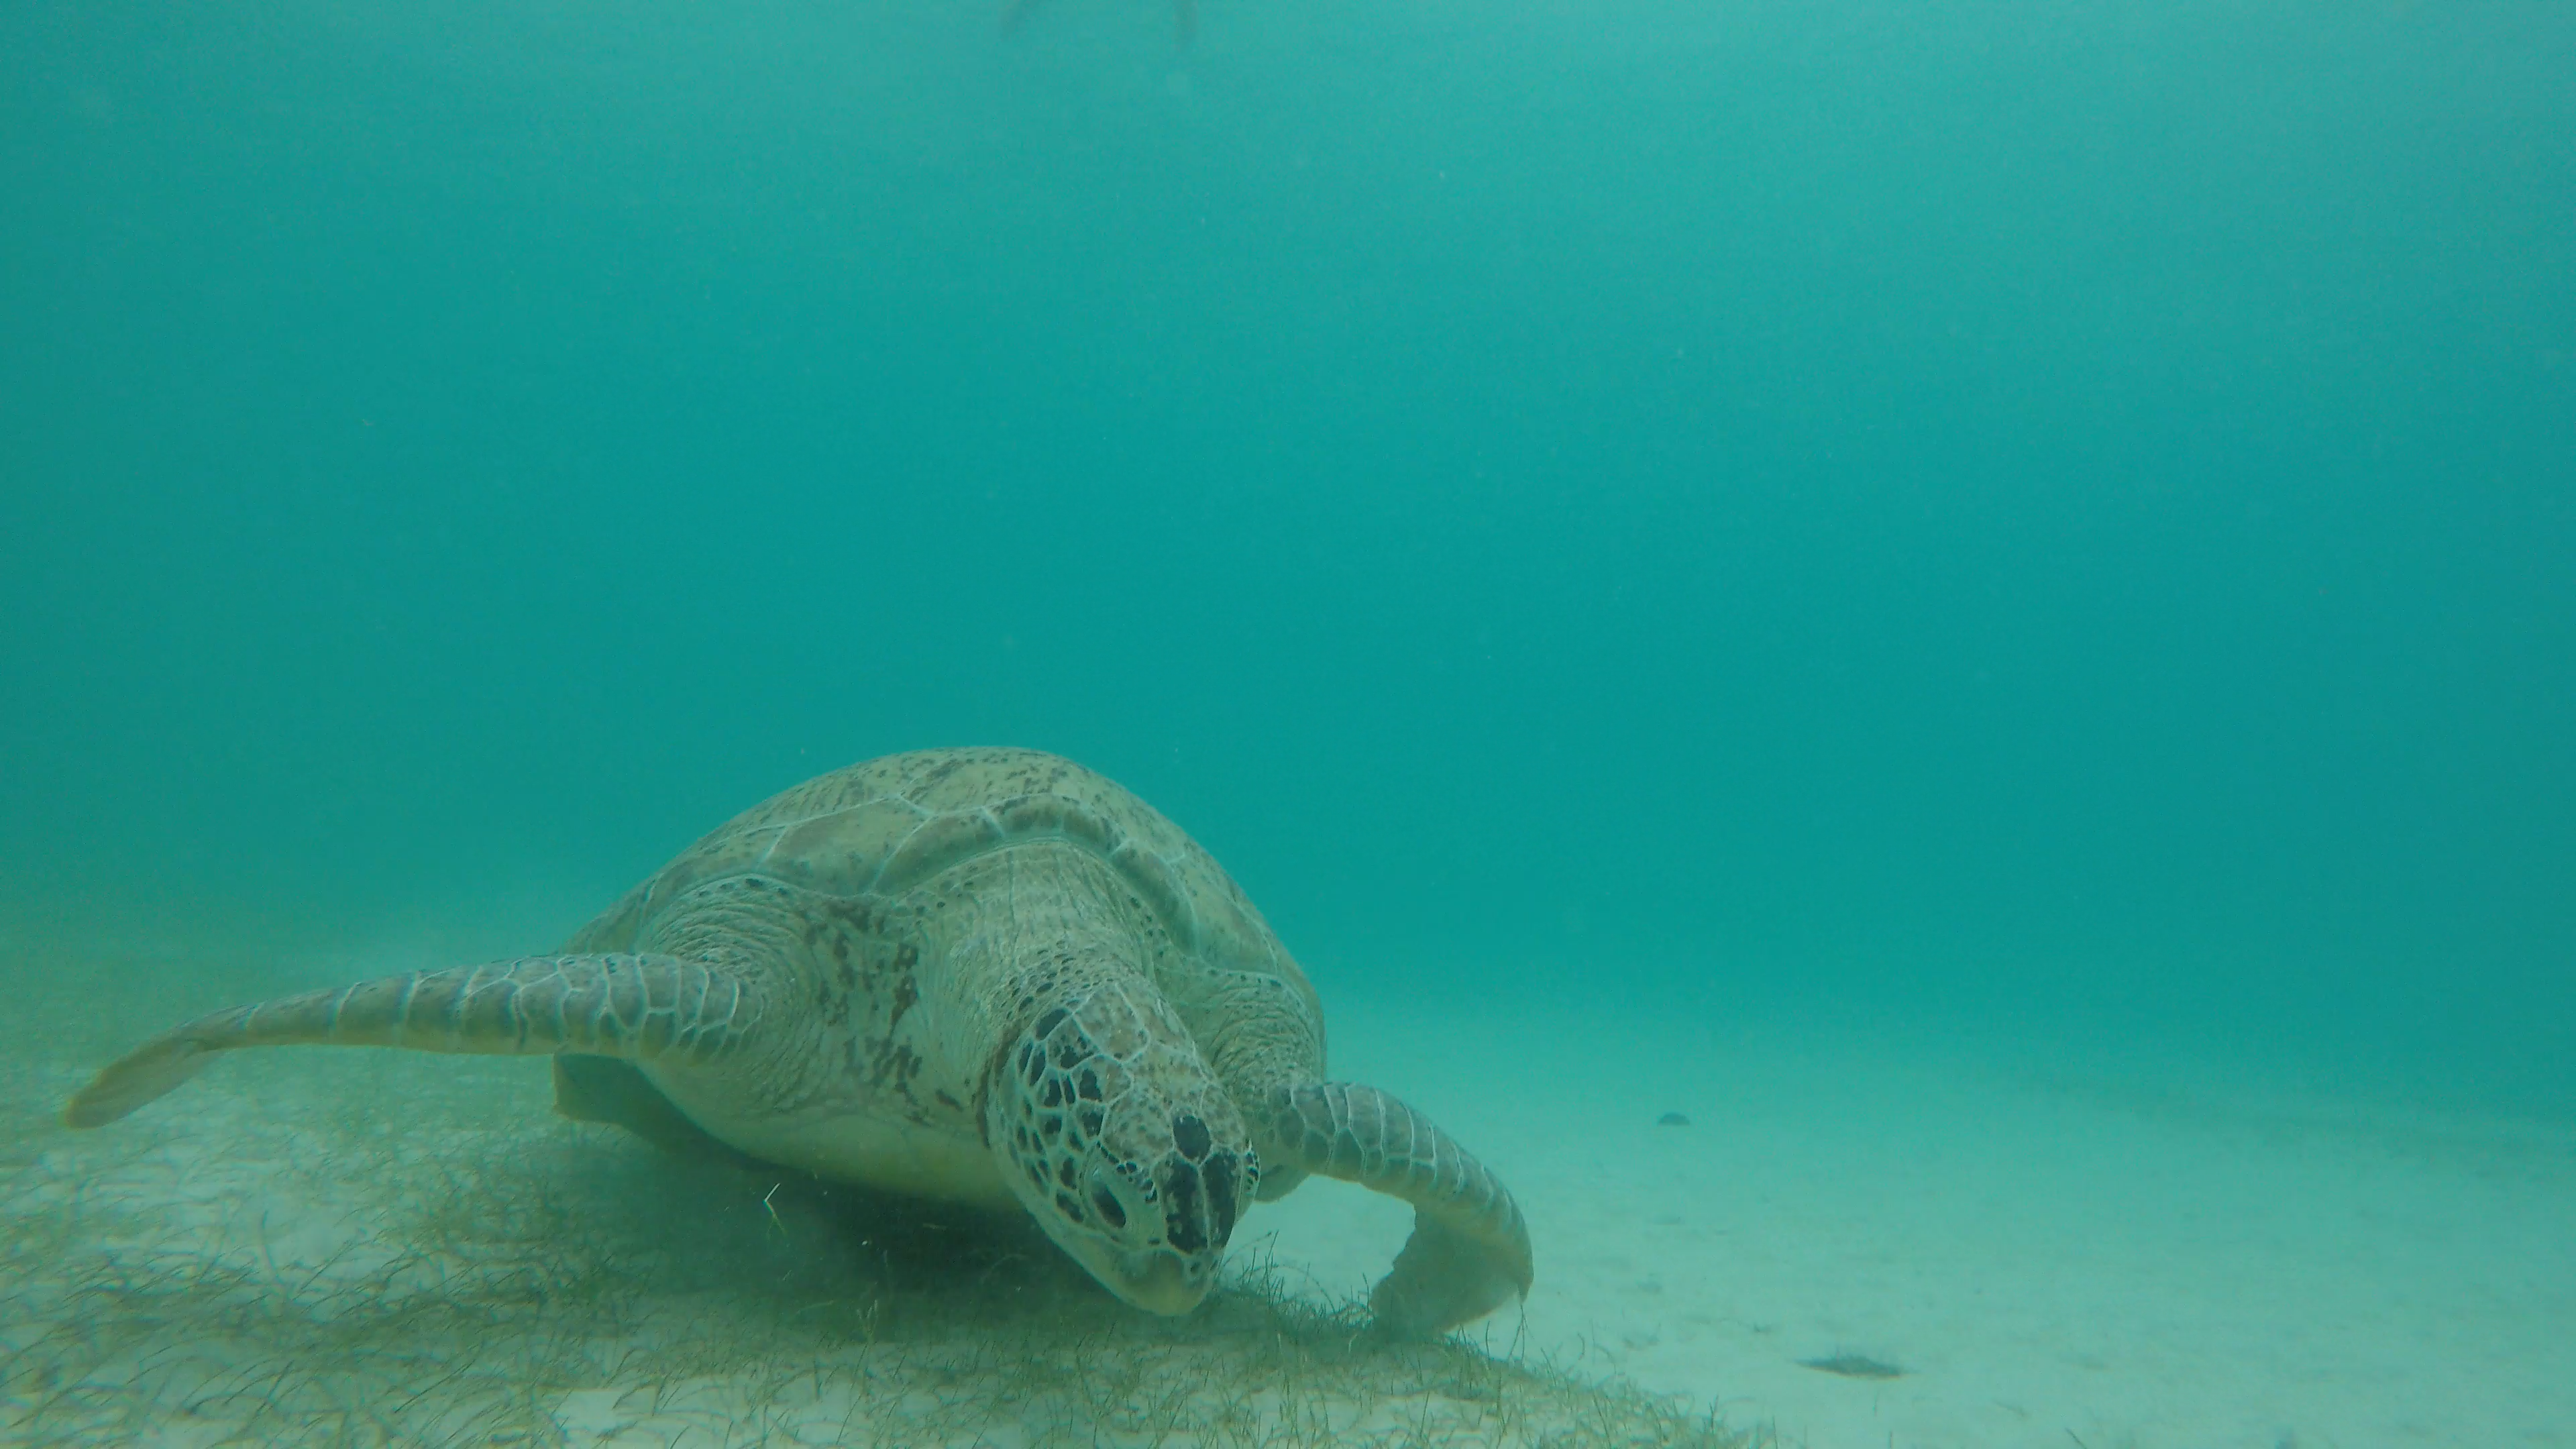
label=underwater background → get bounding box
[3,1,2573,1446]
[7,0,2571,1112]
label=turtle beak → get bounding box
[1110,1248,1211,1316]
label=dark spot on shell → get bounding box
[1075,1068,1103,1102]
[1077,1106,1105,1138]
[1090,1187,1128,1229]
[1054,1191,1086,1224]
[1171,1113,1211,1161]
[1057,1158,1077,1189]
[888,967,919,1028]
[1034,1007,1068,1039]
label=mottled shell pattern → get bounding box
[566,747,1327,1099]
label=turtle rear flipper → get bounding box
[1258,1081,1533,1338]
[64,953,754,1129]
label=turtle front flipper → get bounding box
[1257,1082,1534,1338]
[63,954,757,1128]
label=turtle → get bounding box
[63,747,1532,1337]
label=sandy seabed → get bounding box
[6,937,2570,1448]
[1283,991,2576,1449]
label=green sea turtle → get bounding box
[64,748,1532,1336]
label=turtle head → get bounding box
[988,983,1259,1315]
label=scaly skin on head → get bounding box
[920,839,1261,1315]
[981,955,1257,1314]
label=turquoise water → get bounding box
[2,7,2571,1438]
[7,0,2567,1108]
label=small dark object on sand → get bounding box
[1800,1353,1904,1379]
[1655,1112,1690,1128]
